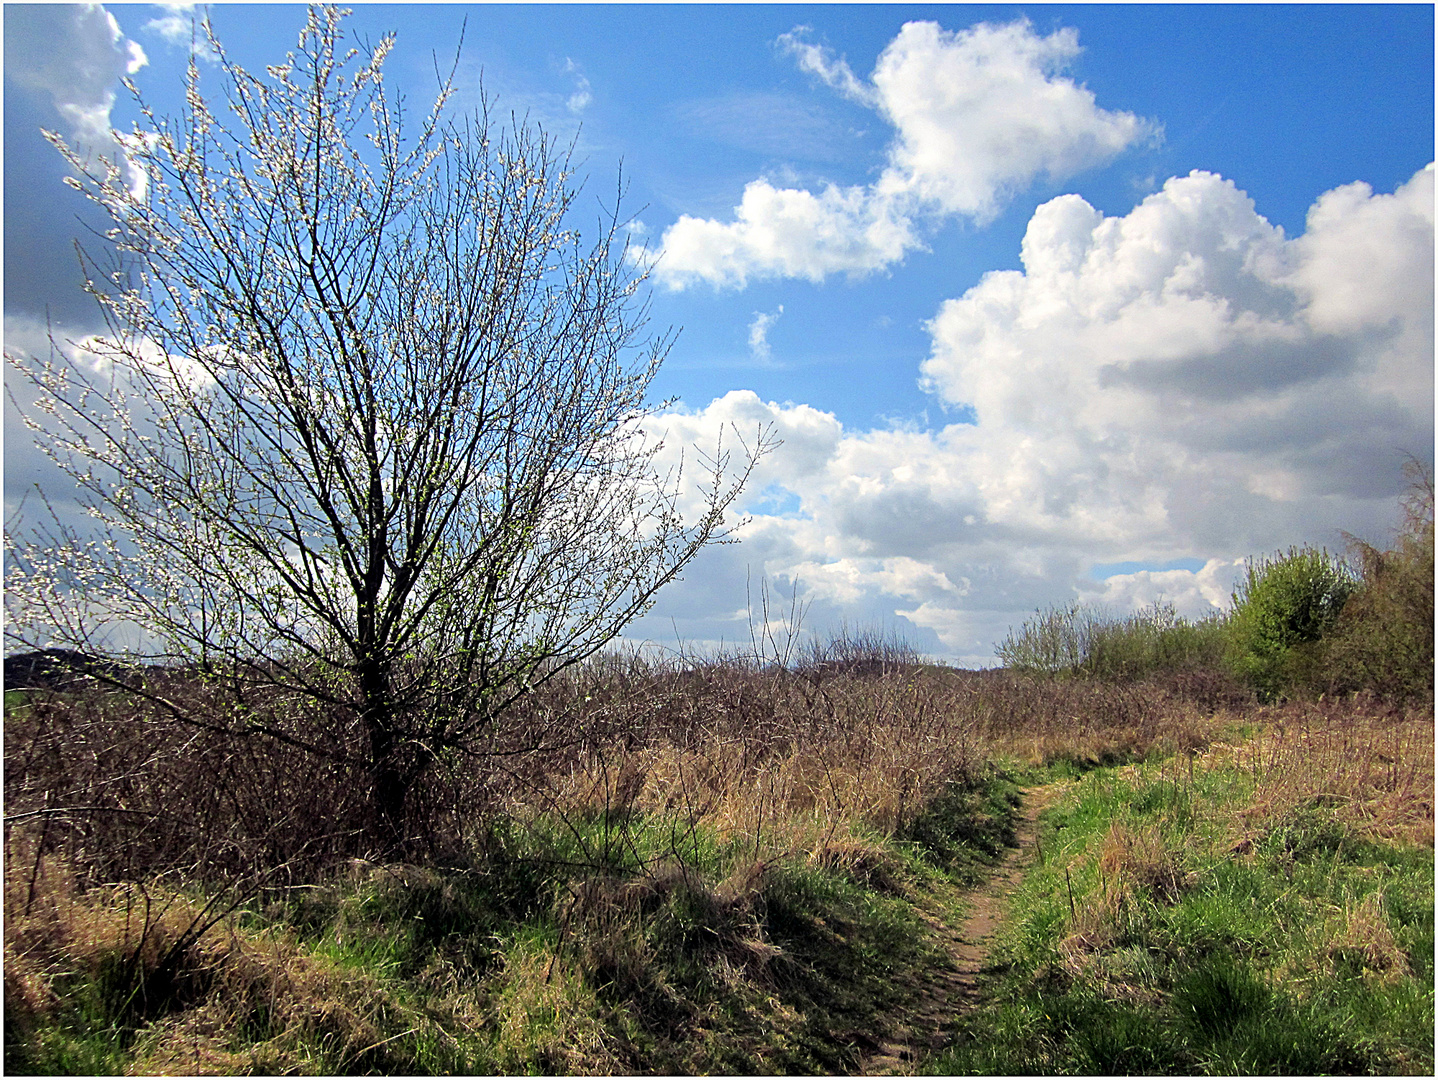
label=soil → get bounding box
[855,783,1064,1075]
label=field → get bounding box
[4,647,1432,1075]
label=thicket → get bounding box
[999,464,1434,706]
[1323,461,1435,704]
[997,601,1231,685]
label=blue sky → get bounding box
[5,4,1434,664]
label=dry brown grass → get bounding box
[1325,891,1413,986]
[486,662,991,875]
[494,661,1234,877]
[1096,821,1192,905]
[964,672,1229,768]
[1201,698,1435,846]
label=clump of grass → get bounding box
[486,941,626,1074]
[2,849,471,1076]
[897,767,1021,883]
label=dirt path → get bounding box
[856,783,1063,1075]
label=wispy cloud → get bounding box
[775,26,876,106]
[144,3,217,61]
[747,305,784,361]
[563,57,591,114]
[671,91,864,162]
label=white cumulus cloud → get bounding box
[921,165,1434,515]
[656,179,917,289]
[1076,559,1246,621]
[635,166,1433,662]
[656,18,1154,290]
[870,20,1154,220]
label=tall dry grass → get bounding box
[472,656,1238,874]
[5,652,1238,896]
[1203,697,1435,847]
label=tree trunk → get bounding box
[359,660,406,849]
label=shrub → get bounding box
[996,602,1097,675]
[1323,461,1434,704]
[998,601,1229,683]
[1085,604,1229,682]
[796,623,922,676]
[1226,546,1357,701]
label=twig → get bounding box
[5,805,161,824]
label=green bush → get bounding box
[996,602,1097,675]
[1225,546,1356,701]
[1085,603,1229,682]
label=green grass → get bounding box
[927,759,1435,1075]
[4,689,34,714]
[4,981,132,1077]
[897,766,1022,882]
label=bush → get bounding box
[1085,604,1229,682]
[998,601,1228,683]
[996,603,1097,675]
[1323,461,1434,704]
[796,623,922,676]
[1226,546,1357,701]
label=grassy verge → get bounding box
[930,705,1434,1075]
[4,762,1021,1075]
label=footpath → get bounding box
[857,783,1064,1074]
